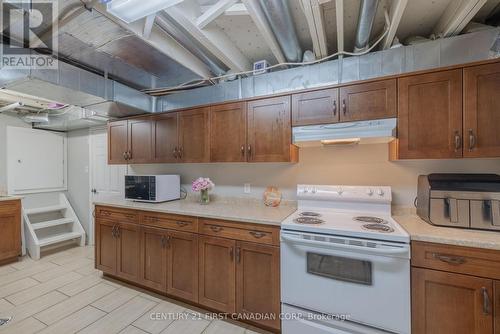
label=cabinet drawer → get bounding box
[199,219,279,246]
[95,206,139,223]
[411,241,500,280]
[143,212,197,232]
[0,199,21,213]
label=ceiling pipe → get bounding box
[354,0,380,52]
[156,13,228,76]
[258,0,303,62]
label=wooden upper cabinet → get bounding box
[292,88,339,126]
[167,231,198,303]
[210,102,247,162]
[178,107,210,163]
[339,79,396,122]
[108,120,128,164]
[396,69,463,159]
[140,226,168,292]
[464,62,500,158]
[247,96,297,162]
[412,267,493,334]
[0,200,21,263]
[127,118,153,164]
[198,236,236,313]
[236,242,280,331]
[153,113,179,163]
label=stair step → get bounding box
[32,218,74,230]
[25,205,67,215]
[38,232,83,247]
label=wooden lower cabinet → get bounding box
[167,231,198,302]
[236,242,280,331]
[95,206,281,332]
[198,236,236,313]
[0,199,21,264]
[140,226,168,292]
[495,281,500,334]
[116,222,141,282]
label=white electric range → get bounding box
[281,185,410,334]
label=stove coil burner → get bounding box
[294,217,325,225]
[353,216,388,224]
[362,223,394,233]
[299,211,322,217]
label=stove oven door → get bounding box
[281,230,410,334]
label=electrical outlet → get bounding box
[244,183,251,194]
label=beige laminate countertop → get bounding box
[93,195,297,226]
[394,213,500,251]
[0,196,22,202]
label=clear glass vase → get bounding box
[200,189,210,204]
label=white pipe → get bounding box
[0,102,23,113]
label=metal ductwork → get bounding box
[354,0,380,52]
[258,0,303,62]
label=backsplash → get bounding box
[129,144,500,208]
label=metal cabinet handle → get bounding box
[101,211,111,216]
[161,235,167,248]
[229,247,234,261]
[433,253,466,265]
[247,145,251,156]
[241,145,245,155]
[468,129,476,151]
[124,214,135,219]
[165,235,171,248]
[178,147,183,159]
[128,151,132,160]
[481,287,491,315]
[236,246,241,263]
[111,224,118,238]
[342,99,346,115]
[210,225,222,233]
[173,147,178,158]
[115,225,120,238]
[249,231,266,239]
[454,131,461,152]
[176,221,188,227]
[333,100,337,116]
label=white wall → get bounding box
[0,114,30,195]
[66,129,91,238]
[130,144,500,208]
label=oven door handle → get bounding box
[281,234,409,256]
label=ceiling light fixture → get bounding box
[105,0,184,23]
[321,138,361,146]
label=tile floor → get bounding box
[0,246,270,334]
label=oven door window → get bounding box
[306,252,372,285]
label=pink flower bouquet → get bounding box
[192,177,215,192]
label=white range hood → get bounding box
[292,118,397,147]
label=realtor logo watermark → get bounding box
[1,0,58,69]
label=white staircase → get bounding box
[23,193,85,260]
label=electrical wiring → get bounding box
[143,11,391,96]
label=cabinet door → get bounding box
[128,118,153,164]
[210,102,247,162]
[0,200,21,262]
[178,107,210,163]
[397,70,463,159]
[95,219,117,274]
[292,88,339,126]
[247,96,293,162]
[236,242,280,331]
[116,222,141,282]
[412,268,493,334]
[167,231,198,302]
[340,79,396,122]
[464,62,500,158]
[198,236,236,313]
[108,120,128,164]
[495,280,500,334]
[140,226,168,292]
[153,113,179,163]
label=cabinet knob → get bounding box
[249,231,266,239]
[210,225,222,233]
[176,221,188,227]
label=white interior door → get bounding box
[88,128,127,245]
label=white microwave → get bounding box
[125,175,180,203]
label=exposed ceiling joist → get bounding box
[167,4,252,72]
[93,3,212,79]
[335,0,344,53]
[241,0,286,64]
[433,0,488,38]
[197,0,238,29]
[301,0,328,58]
[381,0,408,49]
[143,14,156,39]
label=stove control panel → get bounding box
[297,185,392,203]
